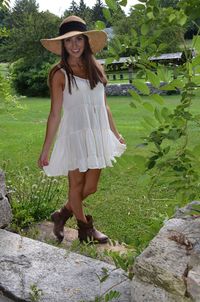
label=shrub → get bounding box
[10,59,52,97]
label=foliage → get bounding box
[4,164,65,230]
[102,0,200,203]
[1,2,60,63]
[10,59,52,96]
[0,0,60,96]
[0,64,22,114]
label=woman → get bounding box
[38,15,126,244]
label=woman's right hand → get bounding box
[38,152,49,169]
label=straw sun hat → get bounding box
[40,15,107,55]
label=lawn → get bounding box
[1,92,200,251]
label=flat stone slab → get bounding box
[0,230,131,302]
[34,221,131,256]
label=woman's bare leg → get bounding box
[66,169,102,222]
[67,169,87,222]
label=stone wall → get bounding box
[105,82,180,96]
[131,201,200,302]
[0,170,12,228]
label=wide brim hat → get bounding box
[40,15,107,55]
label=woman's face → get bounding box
[64,35,85,59]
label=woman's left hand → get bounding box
[117,134,126,145]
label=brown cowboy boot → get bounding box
[77,215,108,244]
[51,206,73,242]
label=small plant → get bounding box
[3,163,65,231]
[70,239,105,261]
[29,284,43,302]
[106,250,136,281]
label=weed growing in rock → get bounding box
[29,284,43,302]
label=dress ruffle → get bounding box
[44,128,126,176]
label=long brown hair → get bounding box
[48,35,107,94]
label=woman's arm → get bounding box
[105,95,126,144]
[38,70,65,168]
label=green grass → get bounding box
[1,91,200,251]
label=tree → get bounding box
[63,0,79,16]
[63,0,93,26]
[91,0,107,25]
[77,0,92,25]
[0,0,21,113]
[11,0,39,27]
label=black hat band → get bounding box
[59,21,87,36]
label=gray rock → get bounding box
[174,201,200,219]
[131,216,200,301]
[0,229,131,302]
[131,277,191,302]
[187,265,200,300]
[133,218,191,297]
[105,82,179,96]
[0,197,12,229]
[0,171,12,228]
[0,170,6,197]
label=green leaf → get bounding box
[128,89,142,103]
[157,67,172,82]
[169,14,176,23]
[100,274,109,283]
[143,102,154,112]
[163,146,170,154]
[147,11,154,19]
[151,94,164,105]
[147,160,156,170]
[191,55,200,67]
[130,28,138,38]
[170,79,184,89]
[133,80,150,95]
[167,129,180,140]
[161,107,170,121]
[102,8,112,21]
[105,290,121,301]
[192,35,200,52]
[141,24,149,35]
[178,14,187,26]
[146,70,160,88]
[154,107,163,123]
[105,57,115,65]
[95,21,105,30]
[191,76,200,85]
[119,0,127,6]
[134,4,145,10]
[105,0,118,10]
[143,115,156,127]
[161,83,175,91]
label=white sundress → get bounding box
[43,69,126,176]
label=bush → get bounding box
[10,58,52,97]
